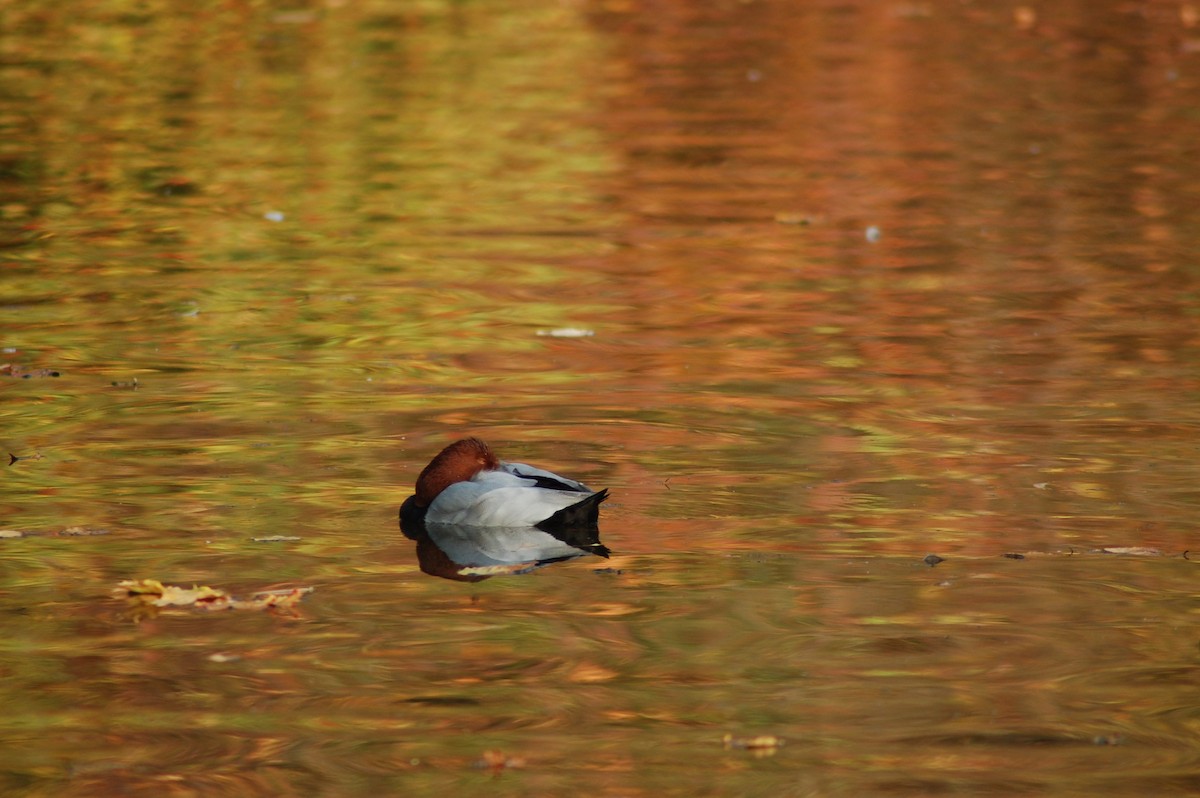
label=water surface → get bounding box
[3,0,1200,795]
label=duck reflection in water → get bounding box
[399,438,610,581]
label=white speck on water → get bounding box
[264,210,285,222]
[865,225,882,243]
[537,328,595,338]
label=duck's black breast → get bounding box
[399,494,428,536]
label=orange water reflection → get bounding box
[3,0,1200,794]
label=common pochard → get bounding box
[399,437,609,530]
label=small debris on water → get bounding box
[264,210,285,222]
[251,535,302,543]
[8,452,44,466]
[723,733,784,754]
[865,225,882,243]
[536,328,594,338]
[1003,552,1026,560]
[1092,734,1124,746]
[111,378,139,389]
[923,554,945,566]
[59,527,110,537]
[774,211,815,225]
[473,749,526,773]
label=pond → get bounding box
[3,0,1200,795]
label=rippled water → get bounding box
[4,0,1200,795]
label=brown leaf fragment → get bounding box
[923,554,945,566]
[242,587,314,610]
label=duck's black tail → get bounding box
[536,489,610,557]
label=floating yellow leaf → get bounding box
[116,579,312,612]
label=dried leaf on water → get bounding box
[1005,548,1183,559]
[249,588,314,609]
[118,579,229,608]
[1,364,61,379]
[116,579,313,612]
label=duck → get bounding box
[399,437,609,531]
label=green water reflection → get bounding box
[5,0,1200,794]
